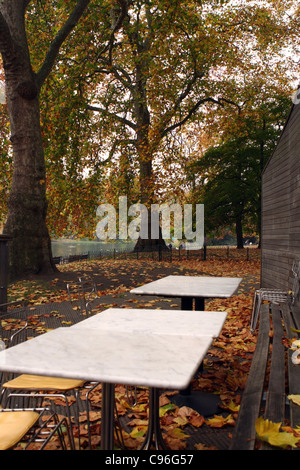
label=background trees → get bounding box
[187,78,293,247]
[0,0,299,277]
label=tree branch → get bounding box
[161,97,222,138]
[88,104,137,131]
[106,0,129,64]
[36,0,91,88]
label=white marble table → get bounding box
[72,307,227,447]
[0,326,213,450]
[130,275,241,414]
[72,307,227,337]
[130,275,242,310]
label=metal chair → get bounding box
[0,300,28,349]
[1,376,87,449]
[0,301,94,450]
[67,275,100,315]
[250,260,300,333]
[0,406,73,450]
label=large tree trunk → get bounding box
[134,144,167,252]
[132,47,167,252]
[0,4,56,279]
[0,0,93,279]
[4,90,56,279]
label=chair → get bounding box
[0,300,28,349]
[1,376,87,449]
[83,383,128,450]
[67,275,100,315]
[250,260,300,333]
[0,406,73,450]
[0,301,93,450]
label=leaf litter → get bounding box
[10,252,298,450]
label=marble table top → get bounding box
[0,327,213,389]
[130,275,242,298]
[72,308,227,338]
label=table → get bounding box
[72,307,227,337]
[0,326,213,450]
[72,307,227,446]
[130,275,242,310]
[130,275,242,412]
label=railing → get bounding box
[53,245,261,265]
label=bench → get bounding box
[229,300,300,450]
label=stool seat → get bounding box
[3,374,85,391]
[0,410,39,450]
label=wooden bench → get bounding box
[229,300,300,450]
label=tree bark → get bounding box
[236,216,244,249]
[131,30,167,252]
[0,4,54,279]
[0,0,92,279]
[4,90,55,279]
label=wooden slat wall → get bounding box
[261,101,300,290]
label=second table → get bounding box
[130,275,242,310]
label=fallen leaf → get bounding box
[255,416,300,448]
[288,395,300,406]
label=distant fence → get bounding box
[53,245,261,265]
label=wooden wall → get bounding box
[261,99,300,290]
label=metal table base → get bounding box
[176,296,221,416]
[140,387,167,450]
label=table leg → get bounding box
[139,388,167,450]
[181,296,205,311]
[181,297,193,310]
[101,383,115,450]
[195,297,205,311]
[172,296,220,416]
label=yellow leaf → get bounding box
[167,427,189,439]
[173,416,189,427]
[206,414,235,428]
[255,416,299,448]
[159,403,175,417]
[290,327,300,333]
[226,400,240,413]
[130,427,147,439]
[288,395,300,406]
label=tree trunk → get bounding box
[132,50,167,252]
[3,91,56,279]
[235,217,244,249]
[0,4,56,279]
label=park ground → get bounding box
[7,248,261,450]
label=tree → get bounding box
[0,0,128,279]
[189,87,292,248]
[1,0,299,274]
[86,0,300,250]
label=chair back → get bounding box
[0,301,28,348]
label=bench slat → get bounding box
[264,304,286,423]
[281,303,296,340]
[281,303,300,429]
[229,304,270,450]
